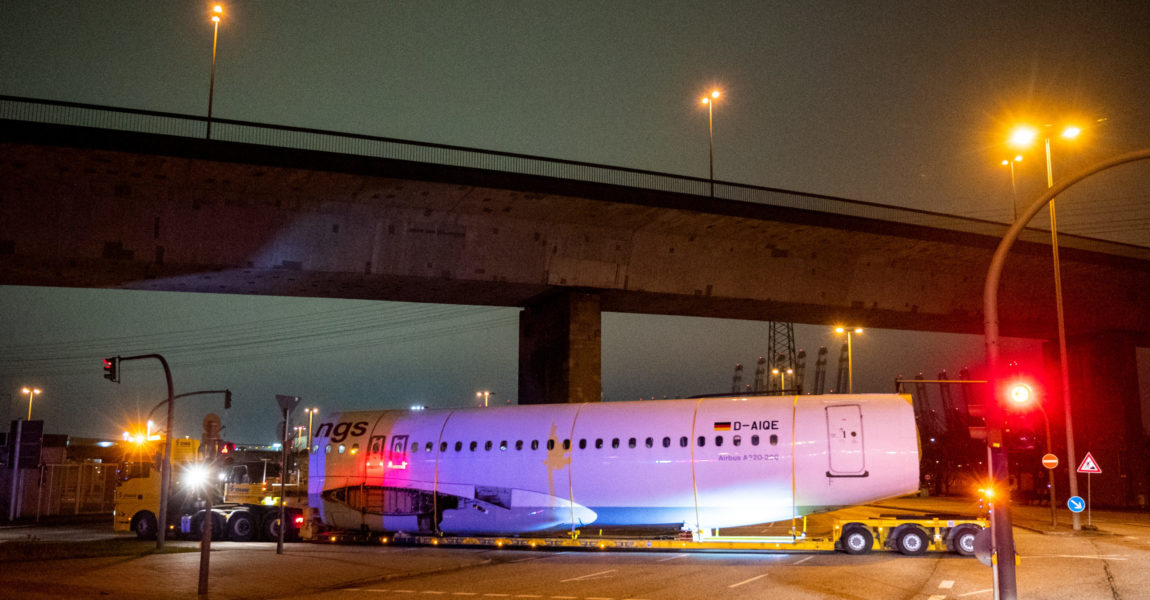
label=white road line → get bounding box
[515,596,543,598]
[451,594,478,597]
[422,593,447,596]
[958,589,993,597]
[559,569,617,582]
[728,573,769,588]
[939,580,955,589]
[927,596,945,600]
[482,595,510,598]
[792,556,813,565]
[656,553,688,562]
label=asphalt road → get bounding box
[1,498,1148,599]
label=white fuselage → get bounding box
[308,394,919,535]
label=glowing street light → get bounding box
[833,327,863,393]
[304,407,319,451]
[206,4,224,140]
[477,391,492,408]
[20,387,41,420]
[1000,155,1023,221]
[700,89,721,197]
[1007,120,1083,531]
[771,368,794,394]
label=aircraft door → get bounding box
[826,404,867,477]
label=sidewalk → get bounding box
[0,541,493,600]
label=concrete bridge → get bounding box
[2,97,1148,506]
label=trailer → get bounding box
[308,515,987,556]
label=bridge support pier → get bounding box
[518,291,602,405]
[1045,331,1149,508]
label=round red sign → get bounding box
[1041,453,1059,469]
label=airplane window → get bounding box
[662,437,671,448]
[547,439,555,450]
[680,436,688,447]
[312,444,319,454]
[351,443,360,455]
[578,439,587,450]
[627,438,636,449]
[770,434,779,446]
[440,442,447,452]
[426,442,434,452]
[485,441,493,451]
[595,438,604,449]
[515,440,524,451]
[411,441,419,453]
[470,441,478,451]
[562,439,570,450]
[325,444,332,454]
[751,435,760,446]
[645,437,654,448]
[733,435,742,447]
[715,436,723,447]
[611,438,620,449]
[697,436,706,447]
[338,445,346,454]
[455,441,462,452]
[500,440,507,451]
[531,440,539,450]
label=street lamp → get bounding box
[700,89,721,197]
[833,327,863,393]
[771,368,793,394]
[206,4,224,140]
[1000,155,1023,221]
[476,391,491,408]
[20,387,41,420]
[1008,121,1083,531]
[304,407,319,451]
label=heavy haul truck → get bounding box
[113,436,304,541]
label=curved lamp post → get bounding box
[983,148,1150,600]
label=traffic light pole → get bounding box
[983,149,1150,600]
[108,353,175,552]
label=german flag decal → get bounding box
[713,422,732,431]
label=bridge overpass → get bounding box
[2,97,1148,506]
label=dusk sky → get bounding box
[1,1,1147,442]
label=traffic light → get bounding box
[103,357,120,383]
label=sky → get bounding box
[2,1,1148,442]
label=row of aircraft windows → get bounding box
[318,434,780,455]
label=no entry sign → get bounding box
[1041,453,1058,469]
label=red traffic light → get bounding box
[1008,383,1032,405]
[103,357,120,383]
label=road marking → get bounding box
[549,596,578,599]
[451,594,478,597]
[939,580,955,589]
[928,596,945,600]
[728,573,769,588]
[560,569,617,582]
[958,589,993,597]
[1026,554,1127,561]
[515,596,543,598]
[482,595,510,598]
[792,556,813,565]
[422,593,447,596]
[656,553,688,562]
[586,597,614,600]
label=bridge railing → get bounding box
[3,95,1146,259]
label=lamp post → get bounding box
[1000,155,1023,221]
[834,327,863,393]
[304,407,318,451]
[206,4,223,140]
[1009,122,1082,531]
[771,368,793,394]
[477,391,491,408]
[700,89,721,197]
[20,387,41,421]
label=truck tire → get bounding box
[841,525,874,555]
[133,511,158,541]
[262,513,284,541]
[191,510,227,541]
[950,525,980,557]
[896,526,929,556]
[227,511,256,542]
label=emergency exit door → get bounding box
[826,404,867,477]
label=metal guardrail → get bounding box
[3,95,1147,260]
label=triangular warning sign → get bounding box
[1077,452,1102,474]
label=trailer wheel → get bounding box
[227,511,256,542]
[133,511,158,541]
[263,513,285,541]
[896,526,929,556]
[841,525,874,555]
[191,510,227,541]
[950,525,980,557]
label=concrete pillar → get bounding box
[518,291,601,405]
[1045,331,1149,507]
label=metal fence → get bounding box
[36,463,118,517]
[3,95,1147,260]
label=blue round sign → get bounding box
[1067,496,1085,513]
